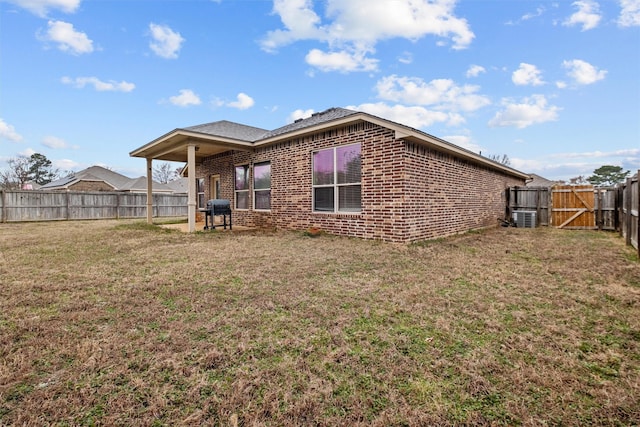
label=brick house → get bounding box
[130,107,528,242]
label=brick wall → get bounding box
[401,142,524,242]
[197,121,525,242]
[68,181,115,192]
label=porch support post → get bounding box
[187,143,197,232]
[146,157,153,224]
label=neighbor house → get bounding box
[130,107,529,242]
[40,165,176,193]
[526,173,562,188]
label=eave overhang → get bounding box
[129,129,254,163]
[131,112,529,181]
[253,112,530,181]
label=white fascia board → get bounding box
[254,112,529,180]
[130,129,254,158]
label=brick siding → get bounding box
[68,181,115,192]
[197,121,525,242]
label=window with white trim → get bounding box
[312,143,361,213]
[234,165,249,210]
[253,161,271,210]
[196,178,205,209]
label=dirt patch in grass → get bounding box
[1,220,638,425]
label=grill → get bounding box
[202,199,232,230]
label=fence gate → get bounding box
[551,185,597,229]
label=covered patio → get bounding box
[130,123,261,232]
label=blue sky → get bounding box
[1,0,639,182]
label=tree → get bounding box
[568,175,588,185]
[487,154,511,166]
[587,165,629,187]
[0,156,31,189]
[153,162,179,184]
[0,153,59,189]
[28,153,58,185]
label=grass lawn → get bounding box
[0,220,638,426]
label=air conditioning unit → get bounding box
[512,210,537,228]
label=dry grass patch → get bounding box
[0,220,638,426]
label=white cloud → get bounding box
[61,76,135,92]
[511,148,640,181]
[550,148,640,159]
[466,64,486,78]
[287,109,315,123]
[398,52,413,65]
[169,89,201,107]
[42,136,69,149]
[19,148,36,157]
[375,75,491,112]
[512,63,544,86]
[261,0,474,72]
[227,93,255,110]
[0,119,23,142]
[563,0,602,31]
[305,48,378,72]
[506,5,547,25]
[6,0,80,17]
[618,0,640,26]
[488,95,560,129]
[562,59,607,85]
[54,158,80,170]
[39,20,93,55]
[148,23,185,59]
[442,134,482,153]
[522,6,546,21]
[347,102,464,128]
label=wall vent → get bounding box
[513,210,537,228]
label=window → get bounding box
[196,178,205,209]
[253,162,271,210]
[235,165,249,209]
[313,143,361,213]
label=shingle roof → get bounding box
[119,176,173,192]
[40,165,173,192]
[40,175,76,189]
[180,108,359,143]
[183,120,269,142]
[263,107,359,139]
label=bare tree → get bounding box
[0,156,32,189]
[0,153,60,189]
[487,154,511,166]
[153,162,179,184]
[569,175,588,185]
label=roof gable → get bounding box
[183,120,269,142]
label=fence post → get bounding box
[596,189,601,231]
[624,176,632,246]
[0,190,5,223]
[636,170,640,259]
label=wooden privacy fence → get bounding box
[508,171,639,256]
[0,190,188,222]
[619,173,639,252]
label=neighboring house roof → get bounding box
[40,165,173,192]
[119,176,174,193]
[526,173,560,187]
[165,177,188,193]
[131,107,530,180]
